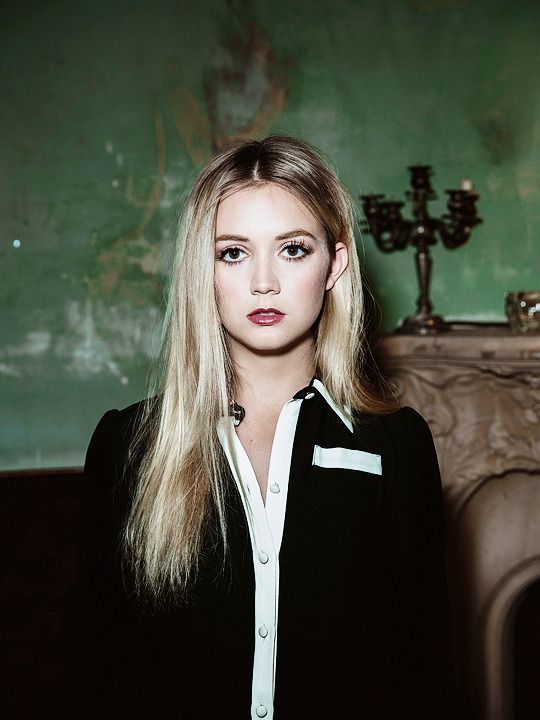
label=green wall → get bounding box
[1,0,539,468]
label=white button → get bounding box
[269,483,280,494]
[258,551,269,564]
[258,624,268,638]
[256,705,268,718]
[304,391,315,399]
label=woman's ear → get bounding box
[325,242,349,290]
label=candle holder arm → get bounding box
[361,195,410,252]
[438,189,482,249]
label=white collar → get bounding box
[225,378,354,434]
[312,378,354,433]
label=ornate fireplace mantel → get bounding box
[377,325,540,720]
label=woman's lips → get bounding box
[247,308,285,326]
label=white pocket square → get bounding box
[312,445,382,475]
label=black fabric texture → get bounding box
[59,390,456,719]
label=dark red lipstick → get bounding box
[247,308,285,326]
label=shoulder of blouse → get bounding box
[352,404,440,488]
[352,404,434,445]
[84,398,155,493]
[93,397,157,445]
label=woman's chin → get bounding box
[227,330,315,359]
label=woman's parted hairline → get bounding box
[188,135,355,256]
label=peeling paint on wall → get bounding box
[0,301,159,382]
[168,11,289,164]
[57,299,160,379]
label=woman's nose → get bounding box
[250,257,280,295]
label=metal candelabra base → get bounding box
[397,313,450,335]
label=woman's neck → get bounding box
[232,341,316,411]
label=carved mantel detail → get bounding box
[378,328,540,515]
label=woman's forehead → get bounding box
[215,183,323,238]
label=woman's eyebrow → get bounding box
[275,229,317,241]
[215,233,249,243]
[215,229,317,243]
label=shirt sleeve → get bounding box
[380,406,458,719]
[59,410,145,717]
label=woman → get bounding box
[68,136,454,719]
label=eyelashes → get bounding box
[216,241,314,265]
[281,241,313,261]
[217,246,245,263]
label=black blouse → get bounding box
[61,388,456,719]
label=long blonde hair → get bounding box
[124,135,395,602]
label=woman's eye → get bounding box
[219,247,246,263]
[282,243,308,259]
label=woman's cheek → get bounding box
[301,268,329,309]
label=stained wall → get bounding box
[1,0,539,468]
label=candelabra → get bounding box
[361,166,482,334]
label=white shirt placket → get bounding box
[218,397,304,720]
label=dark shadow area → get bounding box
[513,579,540,720]
[0,468,83,716]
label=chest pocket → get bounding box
[312,445,382,475]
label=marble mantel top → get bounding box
[377,323,540,364]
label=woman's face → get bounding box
[214,182,348,358]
